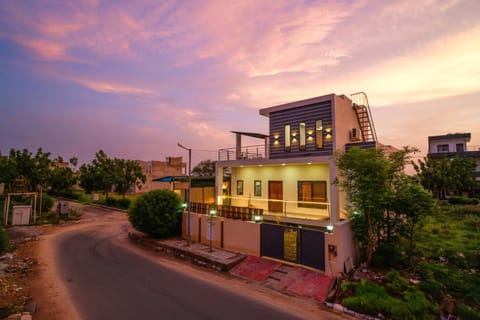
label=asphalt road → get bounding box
[55,207,301,320]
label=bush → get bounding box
[38,193,54,213]
[0,227,9,254]
[448,196,479,205]
[128,189,182,238]
[116,198,131,209]
[342,274,435,320]
[105,197,117,207]
[455,304,480,320]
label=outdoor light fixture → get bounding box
[209,209,217,216]
[254,215,263,223]
[326,224,334,233]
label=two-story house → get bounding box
[212,92,378,272]
[428,132,480,196]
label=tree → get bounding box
[413,156,476,199]
[128,189,182,238]
[392,179,436,250]
[191,160,215,176]
[113,159,146,198]
[0,148,52,192]
[49,157,78,195]
[335,146,422,267]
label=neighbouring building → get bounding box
[186,92,386,275]
[135,157,187,194]
[427,132,480,196]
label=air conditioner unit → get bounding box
[350,128,359,141]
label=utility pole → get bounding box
[177,143,191,245]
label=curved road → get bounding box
[54,206,301,320]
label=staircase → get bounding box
[350,92,377,142]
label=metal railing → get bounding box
[219,196,331,221]
[218,144,266,161]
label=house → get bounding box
[180,92,382,275]
[427,132,480,196]
[134,157,187,193]
[215,92,377,225]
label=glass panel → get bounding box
[299,122,306,150]
[316,120,323,149]
[285,124,291,151]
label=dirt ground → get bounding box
[1,207,349,320]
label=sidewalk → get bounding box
[129,233,334,303]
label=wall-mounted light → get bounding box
[254,215,263,223]
[326,224,334,233]
[273,134,280,146]
[323,128,333,139]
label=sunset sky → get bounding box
[1,0,479,167]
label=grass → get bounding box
[412,204,480,317]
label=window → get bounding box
[285,124,291,151]
[237,180,244,195]
[299,122,306,151]
[298,181,327,208]
[456,143,464,152]
[436,144,449,152]
[316,120,323,149]
[254,180,262,196]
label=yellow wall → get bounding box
[229,163,330,216]
[191,187,215,204]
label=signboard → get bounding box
[283,228,297,262]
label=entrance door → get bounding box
[268,181,283,212]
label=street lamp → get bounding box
[178,142,192,246]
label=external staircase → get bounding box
[350,92,377,142]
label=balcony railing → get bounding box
[219,196,331,222]
[218,144,266,161]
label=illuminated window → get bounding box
[299,122,306,151]
[285,124,291,151]
[316,120,323,149]
[298,181,327,209]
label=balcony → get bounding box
[219,196,331,227]
[218,144,267,161]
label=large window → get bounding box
[436,144,449,152]
[298,181,327,208]
[285,124,291,151]
[316,120,323,149]
[299,122,306,151]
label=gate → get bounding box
[260,223,325,271]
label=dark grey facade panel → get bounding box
[268,101,333,159]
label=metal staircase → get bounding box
[350,92,377,142]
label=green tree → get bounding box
[191,160,215,176]
[113,159,146,199]
[128,189,182,238]
[392,179,436,250]
[413,156,476,199]
[335,146,420,267]
[48,157,78,195]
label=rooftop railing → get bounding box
[218,144,267,161]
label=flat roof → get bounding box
[428,133,471,141]
[259,93,337,117]
[231,131,269,139]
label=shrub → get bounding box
[448,196,479,205]
[455,304,480,320]
[116,198,131,209]
[38,193,54,213]
[0,227,9,254]
[128,189,182,238]
[105,197,117,207]
[342,274,435,320]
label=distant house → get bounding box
[185,92,386,274]
[427,132,480,196]
[134,157,187,194]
